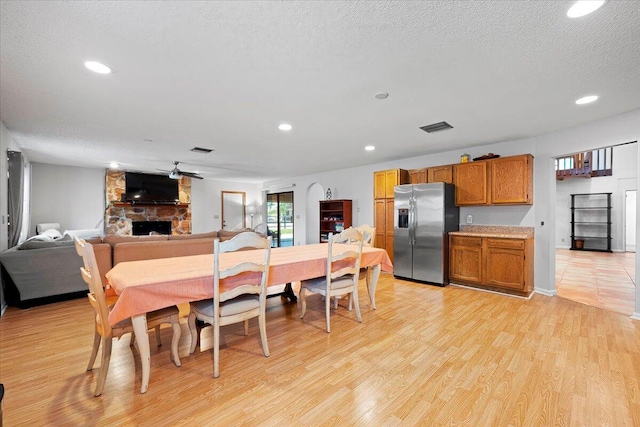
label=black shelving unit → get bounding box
[570,192,612,252]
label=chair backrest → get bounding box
[326,228,364,286]
[75,237,111,336]
[213,231,272,311]
[354,224,375,247]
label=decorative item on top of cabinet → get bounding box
[427,165,454,184]
[319,200,352,243]
[409,168,427,184]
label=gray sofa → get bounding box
[0,237,88,307]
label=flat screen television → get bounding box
[125,172,179,204]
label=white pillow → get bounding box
[63,229,103,239]
[41,228,63,239]
[25,234,54,243]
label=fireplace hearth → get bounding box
[132,221,172,236]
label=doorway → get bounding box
[267,192,293,247]
[221,191,245,230]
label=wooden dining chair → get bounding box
[188,232,272,378]
[333,225,376,310]
[75,238,182,396]
[299,227,364,333]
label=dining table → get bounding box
[105,243,393,393]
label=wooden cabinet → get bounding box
[454,161,490,205]
[427,165,453,184]
[491,154,533,205]
[373,169,409,263]
[409,168,427,184]
[319,200,352,243]
[453,154,533,206]
[449,236,483,284]
[449,234,533,297]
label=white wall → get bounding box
[190,179,262,233]
[30,163,106,236]
[555,143,637,250]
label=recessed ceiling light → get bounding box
[278,123,292,131]
[109,162,119,169]
[84,61,113,74]
[567,1,606,18]
[365,146,376,151]
[575,95,599,105]
[375,92,389,100]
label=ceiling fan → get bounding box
[158,161,204,180]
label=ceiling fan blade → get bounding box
[179,171,204,179]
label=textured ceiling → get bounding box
[1,1,639,182]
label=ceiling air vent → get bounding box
[419,121,453,133]
[190,147,214,154]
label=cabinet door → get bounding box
[374,199,386,250]
[454,162,489,205]
[385,199,395,263]
[449,236,483,283]
[484,239,526,290]
[374,171,386,199]
[491,154,533,204]
[410,168,427,184]
[427,165,453,184]
[385,170,399,198]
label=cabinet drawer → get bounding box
[486,238,524,250]
[451,236,482,247]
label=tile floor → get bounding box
[556,249,636,315]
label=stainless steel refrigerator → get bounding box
[394,182,459,285]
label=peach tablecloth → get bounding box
[106,243,393,326]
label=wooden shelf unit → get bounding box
[570,193,612,252]
[319,200,352,243]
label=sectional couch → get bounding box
[0,229,255,308]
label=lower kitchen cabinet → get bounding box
[449,234,533,297]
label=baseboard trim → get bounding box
[449,283,533,300]
[535,288,557,297]
[631,312,640,321]
[0,302,6,317]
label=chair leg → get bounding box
[299,287,307,319]
[353,289,362,323]
[130,331,135,347]
[213,322,220,378]
[334,296,339,310]
[243,319,249,336]
[325,292,331,333]
[87,330,101,371]
[94,337,112,397]
[347,293,353,312]
[171,318,182,367]
[258,311,270,357]
[155,325,162,346]
[188,311,198,354]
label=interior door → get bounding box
[221,191,246,230]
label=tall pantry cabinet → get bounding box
[373,169,410,263]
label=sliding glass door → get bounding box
[266,192,294,247]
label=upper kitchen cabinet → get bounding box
[454,161,490,205]
[374,169,410,199]
[453,154,533,206]
[490,154,533,205]
[427,165,453,184]
[409,168,427,184]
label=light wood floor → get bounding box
[1,275,639,426]
[556,249,636,316]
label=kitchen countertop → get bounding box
[449,225,534,239]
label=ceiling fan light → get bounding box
[169,171,180,179]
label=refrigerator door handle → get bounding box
[409,197,416,245]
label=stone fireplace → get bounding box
[104,170,192,235]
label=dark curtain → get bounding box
[7,150,24,248]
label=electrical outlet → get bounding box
[214,215,219,219]
[466,214,473,224]
[561,238,565,242]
